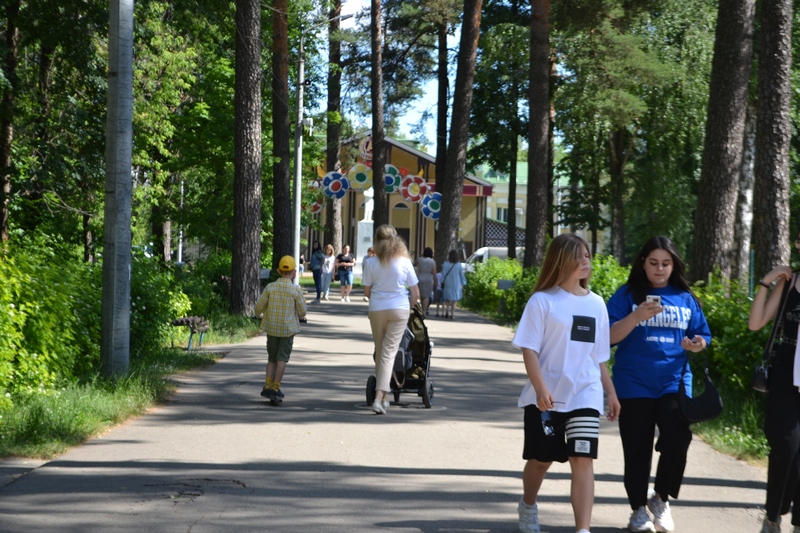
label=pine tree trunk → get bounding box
[732,102,756,281]
[690,0,756,282]
[435,21,448,245]
[271,0,292,271]
[507,134,518,259]
[326,1,343,251]
[435,0,482,264]
[371,0,388,232]
[752,0,793,279]
[524,0,549,268]
[0,0,20,243]
[608,128,630,265]
[231,0,262,315]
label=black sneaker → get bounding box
[270,394,282,406]
[260,387,272,398]
[275,389,285,398]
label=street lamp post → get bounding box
[292,13,352,283]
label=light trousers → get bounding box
[368,308,409,392]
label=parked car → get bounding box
[462,246,524,272]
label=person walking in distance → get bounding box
[440,249,467,319]
[335,244,355,302]
[309,241,325,303]
[321,244,335,301]
[362,247,376,302]
[415,247,437,316]
[513,233,620,533]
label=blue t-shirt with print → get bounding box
[607,283,712,399]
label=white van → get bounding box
[462,246,524,272]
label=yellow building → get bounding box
[307,135,493,260]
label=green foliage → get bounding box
[0,235,101,403]
[0,235,198,407]
[587,254,630,301]
[129,251,192,358]
[462,257,523,317]
[174,252,232,317]
[693,276,769,389]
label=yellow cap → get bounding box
[278,255,296,272]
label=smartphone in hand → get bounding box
[646,295,661,306]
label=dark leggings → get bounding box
[618,395,693,509]
[312,269,322,299]
[764,352,800,524]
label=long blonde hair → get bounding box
[374,224,409,264]
[534,234,591,292]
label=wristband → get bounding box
[759,280,772,289]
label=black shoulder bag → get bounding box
[677,351,723,424]
[752,273,795,393]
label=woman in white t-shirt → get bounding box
[512,233,620,533]
[362,225,420,414]
[320,244,336,301]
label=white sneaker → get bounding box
[517,499,540,533]
[647,493,674,532]
[576,530,590,533]
[345,296,350,302]
[381,399,389,411]
[371,399,385,414]
[323,294,329,301]
[759,515,781,533]
[628,506,655,532]
[363,296,369,302]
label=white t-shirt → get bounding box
[362,256,419,312]
[512,287,610,413]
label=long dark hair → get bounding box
[626,236,696,304]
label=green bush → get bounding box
[0,235,194,407]
[588,254,631,301]
[504,267,539,321]
[463,257,523,315]
[174,252,232,317]
[693,275,770,389]
[129,250,192,358]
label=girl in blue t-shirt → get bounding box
[606,236,711,533]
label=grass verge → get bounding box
[0,348,223,460]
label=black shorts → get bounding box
[523,405,600,462]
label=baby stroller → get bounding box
[366,303,434,408]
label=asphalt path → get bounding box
[0,290,773,532]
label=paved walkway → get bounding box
[0,291,773,532]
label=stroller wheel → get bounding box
[366,375,377,406]
[422,378,434,408]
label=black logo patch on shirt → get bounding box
[571,315,596,343]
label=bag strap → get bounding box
[442,263,455,284]
[761,272,796,366]
[681,350,710,383]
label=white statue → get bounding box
[363,187,374,222]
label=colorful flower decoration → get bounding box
[321,171,350,199]
[348,163,373,191]
[359,135,373,161]
[400,174,431,203]
[305,198,325,214]
[421,192,443,220]
[384,164,402,193]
